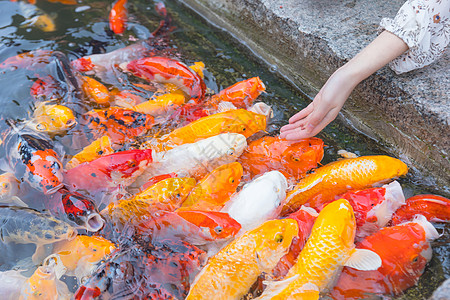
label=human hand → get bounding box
[279,67,356,140]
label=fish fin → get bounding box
[344,248,382,271]
[259,275,300,299]
[11,196,28,207]
[216,101,237,113]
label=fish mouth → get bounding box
[85,213,105,232]
[44,183,64,195]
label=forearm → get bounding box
[339,30,409,84]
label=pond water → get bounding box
[0,0,448,298]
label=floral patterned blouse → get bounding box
[379,0,450,74]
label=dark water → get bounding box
[0,0,448,298]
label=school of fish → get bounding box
[0,1,449,299]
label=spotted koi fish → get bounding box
[3,128,64,195]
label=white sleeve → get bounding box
[379,0,450,74]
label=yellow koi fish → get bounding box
[18,2,56,32]
[282,155,408,215]
[186,219,298,300]
[65,136,114,169]
[143,109,266,151]
[45,235,116,282]
[29,101,76,135]
[256,199,381,299]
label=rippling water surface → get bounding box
[0,0,448,298]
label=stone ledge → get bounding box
[176,0,450,190]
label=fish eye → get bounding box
[226,148,235,156]
[36,123,47,131]
[52,161,61,170]
[3,183,9,189]
[128,160,137,168]
[97,150,104,155]
[274,233,284,243]
[291,156,300,162]
[228,177,235,184]
[214,226,223,234]
[412,256,419,263]
[67,213,75,221]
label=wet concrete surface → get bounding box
[175,0,450,191]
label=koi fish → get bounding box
[143,109,266,151]
[133,133,247,187]
[64,149,153,197]
[238,136,324,180]
[138,210,241,246]
[222,171,288,232]
[0,270,27,300]
[132,91,187,117]
[282,155,408,215]
[18,2,56,32]
[139,172,178,191]
[181,162,243,210]
[391,194,450,225]
[113,90,147,108]
[272,206,318,279]
[330,215,440,299]
[102,177,196,225]
[83,107,154,144]
[28,101,77,135]
[0,206,76,263]
[256,199,382,299]
[81,76,111,105]
[211,77,266,108]
[3,128,64,195]
[20,255,71,300]
[75,240,205,300]
[44,188,104,232]
[0,49,54,70]
[65,136,114,170]
[30,76,63,102]
[186,218,298,300]
[0,172,27,206]
[109,0,128,34]
[335,180,406,238]
[45,235,116,282]
[120,56,206,103]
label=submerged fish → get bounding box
[222,171,288,232]
[391,194,450,225]
[29,101,77,135]
[81,76,111,105]
[186,219,298,300]
[120,56,206,103]
[330,215,440,299]
[18,2,56,32]
[0,270,28,300]
[0,206,76,263]
[65,136,114,170]
[109,0,128,34]
[282,155,408,215]
[0,172,26,206]
[257,199,382,299]
[133,133,247,187]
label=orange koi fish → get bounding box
[282,155,408,215]
[139,210,241,245]
[257,199,381,299]
[272,206,318,279]
[29,101,77,135]
[186,219,298,300]
[145,109,266,151]
[0,49,54,70]
[109,0,128,34]
[330,215,440,299]
[211,77,265,108]
[238,136,324,180]
[102,177,196,225]
[65,136,114,170]
[132,91,186,117]
[81,76,111,105]
[391,194,450,225]
[83,107,154,144]
[46,235,116,282]
[64,149,153,195]
[181,162,243,210]
[120,56,206,103]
